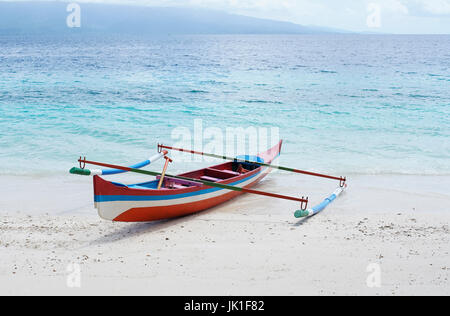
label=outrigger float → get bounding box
[70,141,347,222]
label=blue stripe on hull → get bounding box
[95,171,262,203]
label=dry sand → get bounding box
[0,173,449,295]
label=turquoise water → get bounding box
[0,34,449,176]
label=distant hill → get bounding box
[0,1,340,35]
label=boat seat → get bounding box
[171,184,187,189]
[208,168,240,177]
[156,176,202,187]
[127,184,155,190]
[200,176,221,182]
[205,168,239,179]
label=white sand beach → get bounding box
[0,174,449,296]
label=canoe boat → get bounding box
[71,140,347,222]
[92,141,282,222]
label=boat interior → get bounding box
[113,156,264,191]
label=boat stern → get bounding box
[93,175,133,221]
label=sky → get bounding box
[2,0,450,34]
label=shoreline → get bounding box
[2,173,449,215]
[0,174,449,295]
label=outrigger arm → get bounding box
[158,144,346,186]
[157,144,348,218]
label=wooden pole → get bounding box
[158,144,346,184]
[157,156,172,190]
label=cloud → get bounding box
[380,0,410,15]
[386,0,450,17]
[414,0,450,15]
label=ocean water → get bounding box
[0,34,449,176]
